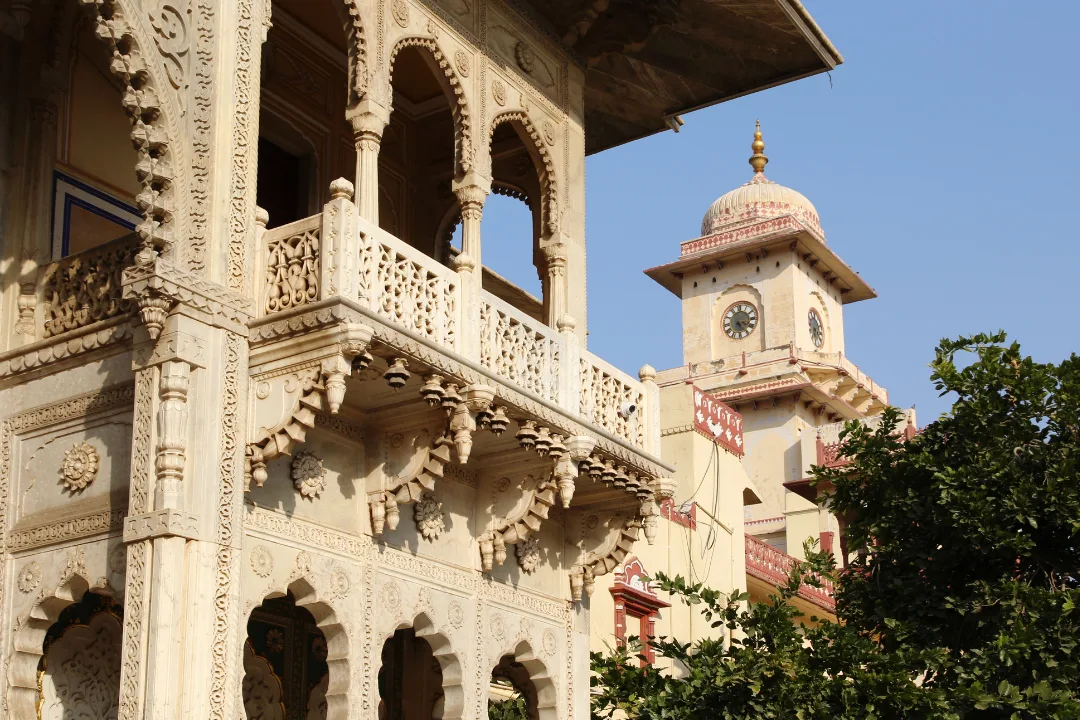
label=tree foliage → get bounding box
[591,335,1080,719]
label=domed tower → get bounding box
[646,123,893,556]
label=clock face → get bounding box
[808,308,824,347]
[723,302,758,339]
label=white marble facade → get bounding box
[0,0,674,717]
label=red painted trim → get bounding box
[611,559,671,666]
[660,498,697,530]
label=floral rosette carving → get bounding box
[414,492,445,541]
[516,536,541,574]
[515,41,536,74]
[265,628,285,654]
[61,442,99,492]
[17,562,42,594]
[291,451,327,499]
[250,546,274,578]
[329,567,350,599]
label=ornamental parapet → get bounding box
[745,533,835,611]
[656,343,888,421]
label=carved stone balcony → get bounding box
[0,234,138,381]
[254,184,656,457]
[247,182,670,603]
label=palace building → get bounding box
[0,1,841,717]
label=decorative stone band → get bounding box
[0,318,133,385]
[123,509,202,543]
[8,509,127,553]
[122,256,254,336]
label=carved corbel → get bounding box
[570,508,648,602]
[480,473,557,573]
[552,435,597,508]
[137,293,173,341]
[369,431,453,536]
[450,384,494,464]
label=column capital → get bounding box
[346,98,391,139]
[452,171,492,210]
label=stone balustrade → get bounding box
[744,533,835,610]
[40,234,138,339]
[257,187,655,453]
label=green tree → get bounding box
[591,335,1080,719]
[821,333,1080,718]
[591,546,947,720]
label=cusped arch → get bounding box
[494,639,558,720]
[254,577,351,720]
[76,0,188,259]
[489,111,558,237]
[7,569,115,718]
[380,611,466,720]
[387,36,474,177]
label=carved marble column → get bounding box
[8,100,57,346]
[452,175,490,362]
[121,311,207,720]
[540,241,569,329]
[347,99,389,224]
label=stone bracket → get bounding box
[123,509,201,543]
[133,313,209,371]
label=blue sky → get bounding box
[481,1,1080,422]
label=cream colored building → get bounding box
[0,0,842,718]
[590,124,923,659]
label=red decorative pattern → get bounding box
[744,534,835,611]
[660,498,697,530]
[681,216,808,257]
[610,558,670,665]
[693,386,744,456]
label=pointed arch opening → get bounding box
[257,0,362,228]
[381,39,470,258]
[8,573,122,720]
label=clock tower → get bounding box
[646,123,906,557]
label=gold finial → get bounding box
[749,119,768,175]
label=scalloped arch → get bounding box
[388,37,473,177]
[248,576,352,720]
[379,611,465,720]
[491,639,558,720]
[490,111,559,236]
[8,572,116,718]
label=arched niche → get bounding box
[489,640,557,720]
[8,577,121,720]
[377,612,464,720]
[243,578,349,720]
[382,37,473,258]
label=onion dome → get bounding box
[700,121,823,238]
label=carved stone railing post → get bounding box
[557,314,581,416]
[320,179,359,305]
[540,241,569,328]
[638,364,661,456]
[452,174,490,362]
[347,99,390,223]
[252,206,269,318]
